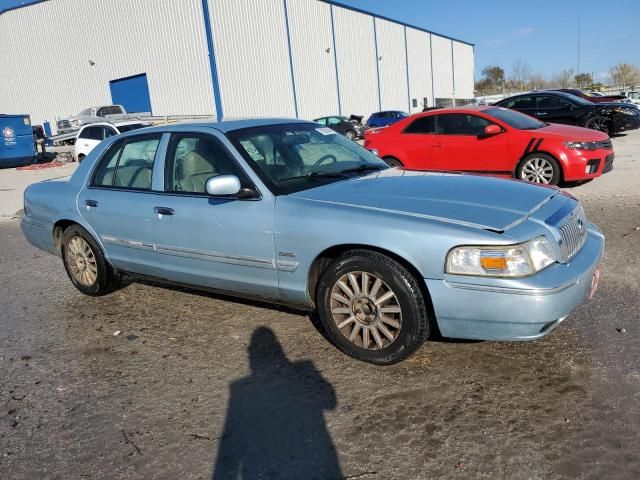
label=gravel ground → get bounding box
[0,131,639,479]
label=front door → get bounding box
[430,113,510,174]
[151,131,278,298]
[535,95,576,125]
[78,133,165,276]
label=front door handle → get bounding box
[536,112,548,116]
[154,207,175,216]
[432,143,443,148]
[85,199,98,207]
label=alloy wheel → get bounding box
[66,236,98,286]
[330,271,402,350]
[520,157,554,184]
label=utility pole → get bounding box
[577,9,581,78]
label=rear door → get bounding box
[430,113,510,173]
[535,95,577,125]
[77,133,167,275]
[501,96,537,117]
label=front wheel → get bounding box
[345,130,356,140]
[62,225,121,296]
[316,250,431,365]
[516,153,561,185]
[584,115,609,133]
[383,156,403,168]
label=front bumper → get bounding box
[426,226,604,341]
[563,150,614,181]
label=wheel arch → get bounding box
[514,149,565,183]
[52,219,78,256]
[306,243,437,328]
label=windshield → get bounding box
[485,107,546,130]
[561,93,593,105]
[227,123,388,194]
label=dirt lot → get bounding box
[1,132,639,479]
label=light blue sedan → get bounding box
[21,119,604,364]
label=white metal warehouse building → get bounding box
[0,0,474,134]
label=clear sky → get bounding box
[2,0,638,82]
[335,0,640,82]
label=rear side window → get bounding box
[503,97,536,109]
[92,135,161,190]
[537,96,571,109]
[79,126,104,140]
[97,106,123,116]
[314,118,327,126]
[403,116,436,134]
[435,114,491,135]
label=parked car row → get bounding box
[22,118,604,365]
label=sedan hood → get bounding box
[539,123,609,141]
[291,170,559,232]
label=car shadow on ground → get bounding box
[210,326,343,480]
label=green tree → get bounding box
[481,65,505,86]
[574,73,593,88]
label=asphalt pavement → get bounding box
[1,132,639,479]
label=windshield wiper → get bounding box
[337,164,387,175]
[279,171,348,183]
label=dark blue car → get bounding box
[366,111,408,128]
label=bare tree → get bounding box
[511,59,532,91]
[549,69,574,88]
[609,63,640,89]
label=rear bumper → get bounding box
[426,226,604,341]
[21,215,57,256]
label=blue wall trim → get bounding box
[429,34,435,107]
[200,0,224,122]
[372,18,382,111]
[403,26,411,112]
[282,0,299,118]
[329,5,342,116]
[319,0,474,47]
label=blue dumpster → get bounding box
[0,114,36,168]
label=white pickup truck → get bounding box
[622,91,640,106]
[56,105,129,134]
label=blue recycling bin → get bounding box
[0,114,36,168]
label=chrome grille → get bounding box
[57,119,71,128]
[558,206,587,262]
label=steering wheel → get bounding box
[313,154,338,168]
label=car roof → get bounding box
[417,106,494,115]
[110,118,315,137]
[79,120,151,129]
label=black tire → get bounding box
[584,115,609,133]
[383,156,403,168]
[516,152,562,186]
[316,249,431,365]
[61,224,121,296]
[77,154,85,163]
[345,130,356,140]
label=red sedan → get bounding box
[363,106,614,185]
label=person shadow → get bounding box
[211,327,343,480]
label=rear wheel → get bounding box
[516,153,561,185]
[62,225,121,296]
[383,156,403,168]
[77,154,85,163]
[316,250,431,365]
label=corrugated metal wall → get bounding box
[286,0,338,120]
[0,0,474,129]
[406,28,433,113]
[332,6,379,119]
[453,42,475,100]
[375,19,409,112]
[431,35,455,102]
[207,0,296,119]
[0,0,215,129]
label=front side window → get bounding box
[227,123,388,195]
[97,106,123,116]
[104,127,118,138]
[314,118,327,126]
[165,133,246,193]
[327,117,342,126]
[435,114,490,135]
[92,135,161,190]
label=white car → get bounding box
[74,121,151,162]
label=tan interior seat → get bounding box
[176,150,217,193]
[114,165,152,189]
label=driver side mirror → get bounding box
[205,175,242,197]
[482,124,502,136]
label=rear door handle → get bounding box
[85,199,98,207]
[536,112,547,116]
[154,207,175,216]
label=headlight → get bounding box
[446,236,556,277]
[564,141,599,151]
[613,107,636,115]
